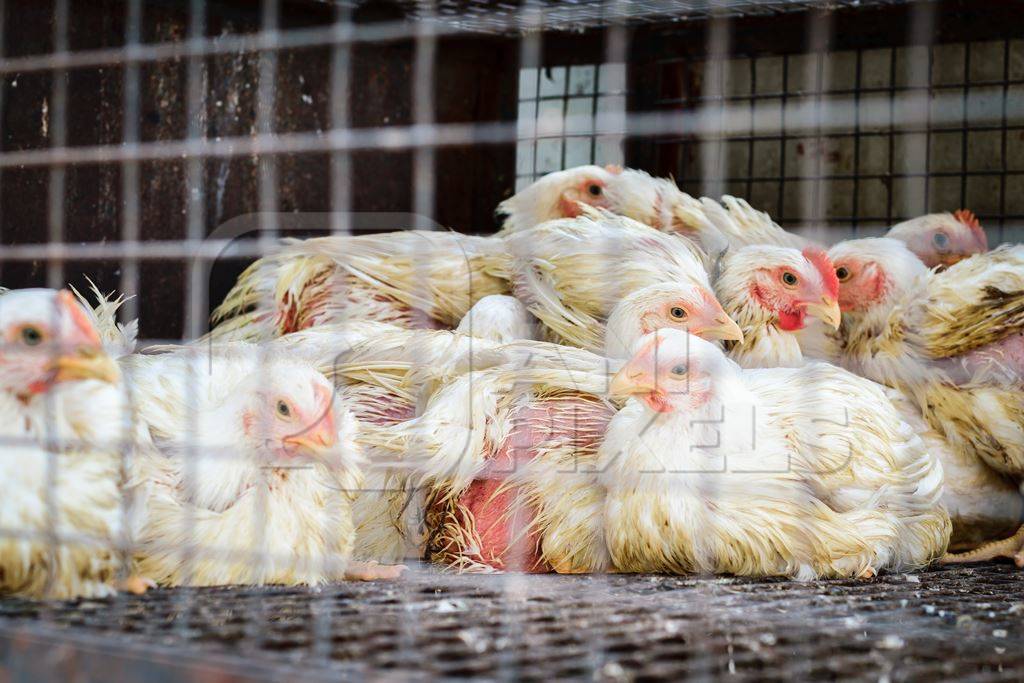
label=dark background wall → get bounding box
[0,0,519,339]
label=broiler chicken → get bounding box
[600,330,950,578]
[210,207,729,358]
[498,165,988,271]
[281,280,738,565]
[713,244,841,367]
[497,164,803,252]
[486,207,733,352]
[823,237,1024,563]
[208,230,509,342]
[886,210,988,268]
[0,288,130,599]
[123,344,402,585]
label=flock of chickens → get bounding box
[2,163,1023,599]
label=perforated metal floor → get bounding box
[0,562,1022,681]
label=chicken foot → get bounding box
[344,560,407,581]
[941,524,1024,566]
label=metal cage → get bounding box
[1,0,1023,680]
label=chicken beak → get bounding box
[284,412,338,457]
[938,253,968,267]
[49,347,119,385]
[609,367,659,400]
[698,315,744,344]
[803,297,842,329]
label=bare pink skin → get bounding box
[748,248,841,331]
[434,396,615,573]
[941,332,1024,384]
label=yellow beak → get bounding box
[283,418,338,458]
[49,347,119,385]
[698,316,745,344]
[609,366,659,400]
[803,297,842,329]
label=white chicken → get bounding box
[453,294,538,343]
[208,230,509,341]
[820,238,1024,563]
[389,325,950,576]
[277,279,737,565]
[886,210,988,269]
[497,165,807,251]
[713,244,840,368]
[0,288,130,599]
[486,207,736,352]
[601,329,950,577]
[123,344,401,585]
[208,207,730,353]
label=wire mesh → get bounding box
[0,0,1023,679]
[2,564,1023,680]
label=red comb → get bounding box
[604,164,623,175]
[953,209,988,248]
[802,246,839,299]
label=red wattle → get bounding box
[776,308,806,331]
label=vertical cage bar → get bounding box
[329,6,352,236]
[121,0,142,325]
[0,0,6,284]
[745,57,755,201]
[911,1,936,215]
[885,38,897,226]
[701,8,730,200]
[257,0,280,249]
[412,2,436,230]
[851,48,863,233]
[960,40,970,211]
[173,0,208,638]
[776,53,789,223]
[46,0,68,290]
[998,38,1009,243]
[38,0,71,606]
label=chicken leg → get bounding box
[941,524,1024,566]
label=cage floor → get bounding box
[0,562,1021,681]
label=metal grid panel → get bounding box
[648,35,1024,242]
[380,0,925,35]
[516,63,627,188]
[2,564,1023,680]
[0,1,1022,679]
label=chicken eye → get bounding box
[781,271,799,287]
[933,231,949,249]
[587,183,602,196]
[276,400,291,418]
[20,326,44,346]
[835,266,851,282]
[669,306,687,320]
[670,364,687,376]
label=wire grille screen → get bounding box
[516,63,627,188]
[647,39,1024,241]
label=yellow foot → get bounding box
[345,560,407,581]
[118,575,156,595]
[857,566,877,580]
[941,524,1024,566]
